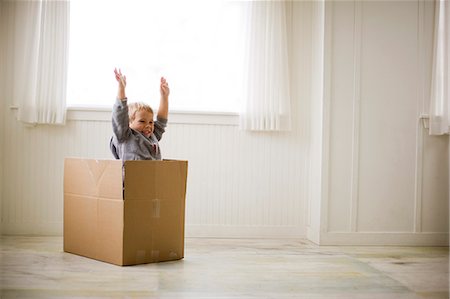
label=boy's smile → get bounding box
[130,110,154,138]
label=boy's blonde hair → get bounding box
[128,102,154,122]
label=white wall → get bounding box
[303,1,325,245]
[0,93,3,233]
[318,0,448,245]
[0,3,315,238]
[0,111,310,237]
[0,1,448,245]
[0,0,7,233]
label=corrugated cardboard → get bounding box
[63,158,188,266]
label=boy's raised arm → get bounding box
[114,68,127,100]
[158,77,169,120]
[112,68,130,142]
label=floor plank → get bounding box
[0,237,448,298]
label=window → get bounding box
[67,0,245,113]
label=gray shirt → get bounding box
[110,99,167,161]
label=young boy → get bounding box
[110,68,170,161]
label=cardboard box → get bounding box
[63,158,188,266]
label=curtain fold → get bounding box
[430,0,450,135]
[240,1,291,131]
[8,0,69,125]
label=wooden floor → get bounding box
[0,236,448,298]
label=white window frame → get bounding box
[66,107,239,126]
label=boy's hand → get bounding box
[158,77,169,119]
[114,68,126,87]
[114,68,127,100]
[160,77,170,99]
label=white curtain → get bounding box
[240,1,291,131]
[6,0,69,125]
[430,0,450,135]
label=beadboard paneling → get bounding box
[1,107,309,237]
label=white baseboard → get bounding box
[1,222,305,239]
[185,224,305,239]
[1,221,63,236]
[319,231,449,246]
[306,226,320,244]
[2,221,447,247]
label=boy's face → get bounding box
[130,110,154,138]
